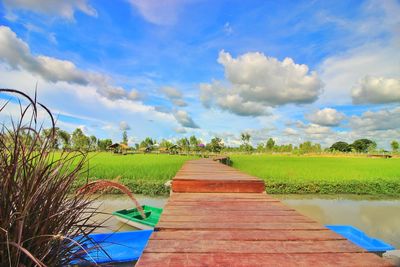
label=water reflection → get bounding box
[275,194,400,248]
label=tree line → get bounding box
[43,128,399,154]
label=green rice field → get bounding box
[75,153,400,196]
[76,153,195,196]
[231,154,400,195]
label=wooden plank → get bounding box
[156,222,325,231]
[144,240,364,253]
[159,215,315,223]
[161,209,299,216]
[170,195,270,199]
[137,253,392,267]
[172,179,265,193]
[163,203,294,211]
[150,230,345,241]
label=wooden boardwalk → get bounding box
[137,158,393,266]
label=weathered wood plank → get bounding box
[156,222,326,231]
[137,252,393,267]
[170,192,270,199]
[150,229,345,241]
[161,209,299,216]
[172,179,265,193]
[159,215,315,223]
[144,240,364,253]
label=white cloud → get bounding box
[352,76,400,104]
[0,26,138,102]
[173,110,199,128]
[127,89,141,101]
[216,93,269,117]
[161,86,182,99]
[306,108,345,126]
[284,127,298,136]
[128,0,186,26]
[161,86,187,107]
[349,107,400,131]
[304,124,332,136]
[200,50,323,116]
[3,0,97,20]
[317,0,400,105]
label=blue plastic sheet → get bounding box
[71,230,153,265]
[326,225,395,252]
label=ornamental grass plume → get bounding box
[77,180,146,219]
[0,89,103,266]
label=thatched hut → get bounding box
[107,143,129,154]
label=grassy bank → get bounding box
[76,153,195,196]
[230,154,400,196]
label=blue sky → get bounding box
[0,0,399,148]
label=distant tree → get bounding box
[41,127,60,149]
[159,139,174,149]
[89,135,97,151]
[177,137,190,152]
[189,135,200,151]
[351,139,376,153]
[256,143,265,152]
[140,137,154,149]
[240,132,251,145]
[299,141,321,154]
[266,138,275,151]
[71,128,90,150]
[330,141,351,152]
[240,132,252,152]
[391,140,399,152]
[58,129,70,149]
[207,137,224,153]
[97,138,112,151]
[274,143,293,153]
[122,130,128,145]
[367,141,377,153]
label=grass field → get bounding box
[72,153,400,196]
[76,153,195,196]
[231,154,400,195]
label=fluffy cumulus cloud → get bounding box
[200,50,323,116]
[3,0,97,20]
[349,107,400,131]
[306,108,345,127]
[161,86,187,107]
[317,0,400,105]
[0,26,195,133]
[303,124,332,136]
[0,26,136,101]
[173,110,199,128]
[352,76,400,104]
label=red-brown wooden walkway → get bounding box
[137,158,393,266]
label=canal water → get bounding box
[92,194,400,249]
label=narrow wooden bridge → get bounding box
[137,158,392,266]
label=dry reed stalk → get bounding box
[0,88,104,266]
[77,180,146,219]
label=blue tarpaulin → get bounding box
[326,225,395,252]
[71,230,153,265]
